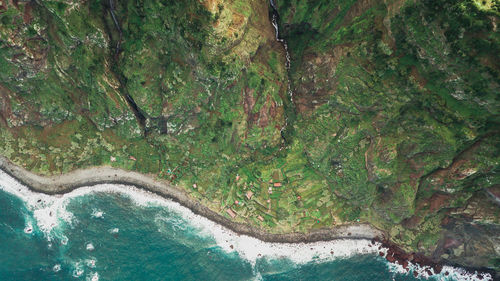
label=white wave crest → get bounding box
[52,264,61,272]
[86,258,96,268]
[86,243,95,251]
[0,170,74,240]
[91,209,104,218]
[384,252,492,281]
[108,227,119,234]
[0,169,491,280]
[87,272,99,281]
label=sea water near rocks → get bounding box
[0,170,491,281]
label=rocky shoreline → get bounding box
[373,238,497,279]
[0,156,496,279]
[0,156,384,243]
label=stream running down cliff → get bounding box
[269,0,296,144]
[269,0,291,69]
[106,0,148,134]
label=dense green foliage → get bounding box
[0,0,499,270]
[277,0,499,269]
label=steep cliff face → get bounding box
[276,0,500,270]
[0,0,287,180]
[0,0,499,271]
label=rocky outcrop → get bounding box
[275,0,499,272]
[0,0,498,273]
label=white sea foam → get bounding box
[439,266,492,281]
[0,170,74,240]
[0,172,383,268]
[108,228,119,234]
[0,170,492,280]
[128,190,379,266]
[52,264,61,272]
[91,209,104,218]
[0,170,380,265]
[87,272,99,281]
[23,221,33,234]
[253,272,263,281]
[73,267,84,278]
[86,258,96,268]
[61,235,69,245]
[86,243,95,251]
[176,209,377,265]
[384,252,493,281]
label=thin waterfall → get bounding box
[269,0,294,144]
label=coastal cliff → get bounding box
[0,0,498,273]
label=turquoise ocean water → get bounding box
[0,173,489,281]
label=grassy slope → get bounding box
[275,0,499,269]
[0,0,499,270]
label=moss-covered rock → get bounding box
[0,0,499,271]
[276,0,499,270]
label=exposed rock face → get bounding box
[275,0,499,272]
[0,0,499,272]
[0,0,286,171]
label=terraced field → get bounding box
[0,0,499,271]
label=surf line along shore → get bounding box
[0,155,383,243]
[2,155,497,279]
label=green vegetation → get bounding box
[0,0,499,271]
[276,0,499,269]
